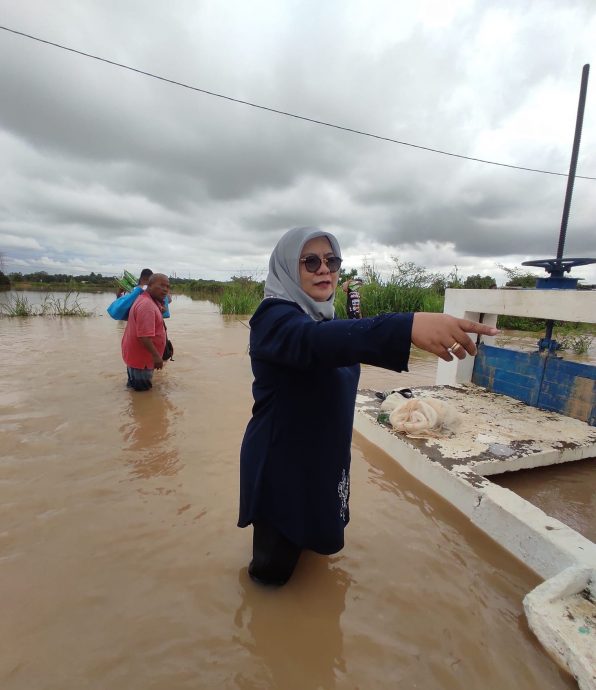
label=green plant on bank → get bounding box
[497,264,541,288]
[47,293,92,316]
[219,280,263,315]
[553,321,596,336]
[0,293,34,316]
[177,278,230,304]
[0,292,92,317]
[557,333,594,355]
[187,288,224,304]
[358,282,444,316]
[336,258,445,318]
[497,316,596,333]
[184,279,226,294]
[496,315,547,331]
[333,292,348,319]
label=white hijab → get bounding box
[264,226,342,321]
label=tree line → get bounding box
[1,265,545,290]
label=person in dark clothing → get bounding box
[238,226,498,586]
[139,268,153,287]
[341,277,363,318]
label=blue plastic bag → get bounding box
[107,286,143,320]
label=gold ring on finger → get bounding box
[450,341,462,353]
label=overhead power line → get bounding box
[1,25,595,181]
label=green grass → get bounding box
[10,281,109,292]
[0,293,35,316]
[43,293,92,316]
[219,279,448,318]
[496,315,547,331]
[0,292,92,317]
[335,283,444,319]
[219,283,263,315]
[497,315,596,335]
[557,333,594,355]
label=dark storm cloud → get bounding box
[0,0,595,283]
[0,23,365,205]
[373,180,596,259]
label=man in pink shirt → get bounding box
[121,273,170,391]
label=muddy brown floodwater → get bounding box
[0,292,577,690]
[491,459,596,543]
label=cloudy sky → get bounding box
[1,0,596,285]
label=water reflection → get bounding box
[234,554,351,690]
[119,391,182,479]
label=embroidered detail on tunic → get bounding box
[338,469,350,521]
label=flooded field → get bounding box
[0,291,580,689]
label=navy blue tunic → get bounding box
[238,299,414,554]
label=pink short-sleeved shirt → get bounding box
[121,292,166,369]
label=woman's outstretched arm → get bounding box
[411,312,498,361]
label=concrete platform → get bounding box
[524,567,596,690]
[354,383,596,688]
[354,383,596,579]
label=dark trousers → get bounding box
[249,521,302,586]
[126,366,153,391]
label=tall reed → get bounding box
[0,292,92,317]
[219,282,263,315]
[360,283,443,316]
[44,292,92,316]
[556,333,594,355]
[335,282,444,319]
[0,294,35,316]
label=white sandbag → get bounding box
[380,392,411,412]
[388,398,461,438]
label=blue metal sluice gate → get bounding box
[472,344,596,426]
[471,64,596,427]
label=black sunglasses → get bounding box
[299,254,343,273]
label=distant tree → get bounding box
[429,276,448,295]
[445,266,464,289]
[28,271,49,283]
[338,267,358,284]
[463,274,497,289]
[498,264,539,288]
[230,275,258,285]
[429,266,465,294]
[389,259,440,288]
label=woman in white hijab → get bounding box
[238,227,497,586]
